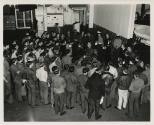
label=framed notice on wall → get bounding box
[46,14,64,27]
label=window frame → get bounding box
[15,9,33,29]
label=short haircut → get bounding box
[82,67,89,73]
[69,65,75,72]
[52,66,59,74]
[134,71,139,77]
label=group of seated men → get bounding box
[4,27,150,120]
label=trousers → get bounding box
[54,92,65,114]
[39,81,48,104]
[117,89,129,110]
[66,91,76,108]
[128,92,140,117]
[88,97,100,119]
[15,82,22,102]
[26,84,36,106]
[80,92,88,113]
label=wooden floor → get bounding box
[4,100,150,121]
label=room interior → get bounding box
[3,4,150,121]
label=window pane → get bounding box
[25,20,32,27]
[16,11,23,20]
[17,20,24,27]
[25,11,31,20]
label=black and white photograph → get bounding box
[3,3,150,122]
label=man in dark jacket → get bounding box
[85,67,105,120]
[115,68,131,110]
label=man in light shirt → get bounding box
[127,71,145,118]
[108,65,118,79]
[36,63,48,105]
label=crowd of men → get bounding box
[4,26,150,120]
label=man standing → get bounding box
[36,63,49,105]
[64,66,78,109]
[52,66,66,116]
[115,68,131,110]
[22,60,36,106]
[10,58,18,97]
[127,71,145,118]
[85,67,105,120]
[78,67,89,114]
[14,55,25,102]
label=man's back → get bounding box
[64,72,78,92]
[85,73,105,100]
[78,74,88,93]
[129,78,145,93]
[52,75,66,94]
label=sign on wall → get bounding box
[46,14,64,27]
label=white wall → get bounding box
[89,5,94,28]
[35,5,76,36]
[94,5,136,39]
[63,8,75,25]
[35,5,45,36]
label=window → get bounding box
[15,9,33,29]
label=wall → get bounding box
[63,8,75,25]
[35,5,76,36]
[94,4,136,39]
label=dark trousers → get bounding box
[66,91,75,108]
[39,81,48,104]
[88,97,100,119]
[26,84,36,106]
[75,87,81,104]
[128,92,140,117]
[103,93,111,108]
[15,83,22,102]
[54,92,65,114]
[80,92,88,113]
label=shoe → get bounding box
[66,106,69,109]
[135,114,139,118]
[125,113,133,118]
[122,107,126,110]
[44,103,50,105]
[95,115,102,120]
[106,104,112,109]
[31,105,36,108]
[70,107,74,109]
[60,111,66,116]
[87,114,91,119]
[82,110,86,114]
[114,106,121,111]
[101,107,105,111]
